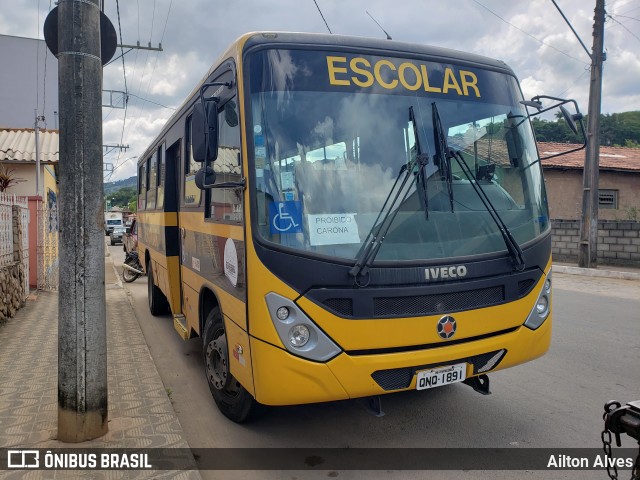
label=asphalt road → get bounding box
[108,243,640,480]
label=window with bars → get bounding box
[598,189,618,209]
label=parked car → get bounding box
[110,225,126,246]
[122,219,138,253]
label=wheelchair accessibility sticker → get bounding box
[269,201,303,234]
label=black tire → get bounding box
[122,257,140,283]
[203,308,262,423]
[147,260,169,316]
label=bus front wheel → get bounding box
[203,308,261,423]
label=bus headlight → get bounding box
[265,292,342,362]
[524,271,552,330]
[289,324,310,347]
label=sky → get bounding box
[1,0,639,181]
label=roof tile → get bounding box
[0,128,59,163]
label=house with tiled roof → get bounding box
[538,142,640,221]
[0,128,59,288]
[0,128,59,197]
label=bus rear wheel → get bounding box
[147,260,169,316]
[203,308,261,423]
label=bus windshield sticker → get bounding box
[280,171,294,190]
[308,213,360,246]
[269,201,303,234]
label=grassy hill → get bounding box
[104,176,137,195]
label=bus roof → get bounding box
[241,31,512,74]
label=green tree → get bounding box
[531,111,640,147]
[106,186,137,209]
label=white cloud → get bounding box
[2,0,639,181]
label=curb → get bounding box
[552,264,640,281]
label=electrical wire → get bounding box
[312,0,333,34]
[470,0,589,64]
[611,13,640,21]
[120,0,172,161]
[608,14,640,43]
[41,0,53,120]
[555,66,590,98]
[114,0,130,174]
[128,93,176,110]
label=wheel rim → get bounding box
[123,268,137,282]
[205,329,239,396]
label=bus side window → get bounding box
[184,115,202,207]
[138,162,146,210]
[206,98,242,224]
[146,151,157,210]
[157,144,165,208]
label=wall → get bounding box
[544,169,640,221]
[0,35,59,129]
[0,203,27,323]
[0,163,56,198]
[552,219,640,266]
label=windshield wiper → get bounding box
[349,107,426,285]
[432,103,454,213]
[349,162,416,285]
[409,106,430,220]
[431,103,525,272]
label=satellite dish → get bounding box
[43,6,118,66]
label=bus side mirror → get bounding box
[560,105,581,135]
[195,166,216,190]
[192,101,219,162]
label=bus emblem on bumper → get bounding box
[437,316,457,339]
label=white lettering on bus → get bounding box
[425,266,468,281]
[327,56,481,97]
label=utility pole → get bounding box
[34,111,41,198]
[57,0,108,441]
[578,0,606,268]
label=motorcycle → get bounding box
[122,251,144,283]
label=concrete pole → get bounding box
[57,0,108,441]
[578,0,605,268]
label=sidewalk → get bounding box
[552,261,640,281]
[0,252,201,479]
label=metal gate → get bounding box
[37,189,59,290]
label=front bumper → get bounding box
[250,315,551,406]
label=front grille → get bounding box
[322,298,353,317]
[517,279,536,297]
[371,349,507,391]
[373,286,504,317]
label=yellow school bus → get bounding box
[136,32,584,422]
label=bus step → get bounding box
[356,396,385,417]
[173,314,189,340]
[463,374,491,395]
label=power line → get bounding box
[555,66,590,98]
[42,0,53,119]
[115,0,129,169]
[128,93,175,110]
[121,0,172,154]
[607,14,640,43]
[115,0,129,96]
[312,0,332,34]
[149,0,157,44]
[470,0,589,64]
[611,13,640,21]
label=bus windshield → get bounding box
[247,48,549,262]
